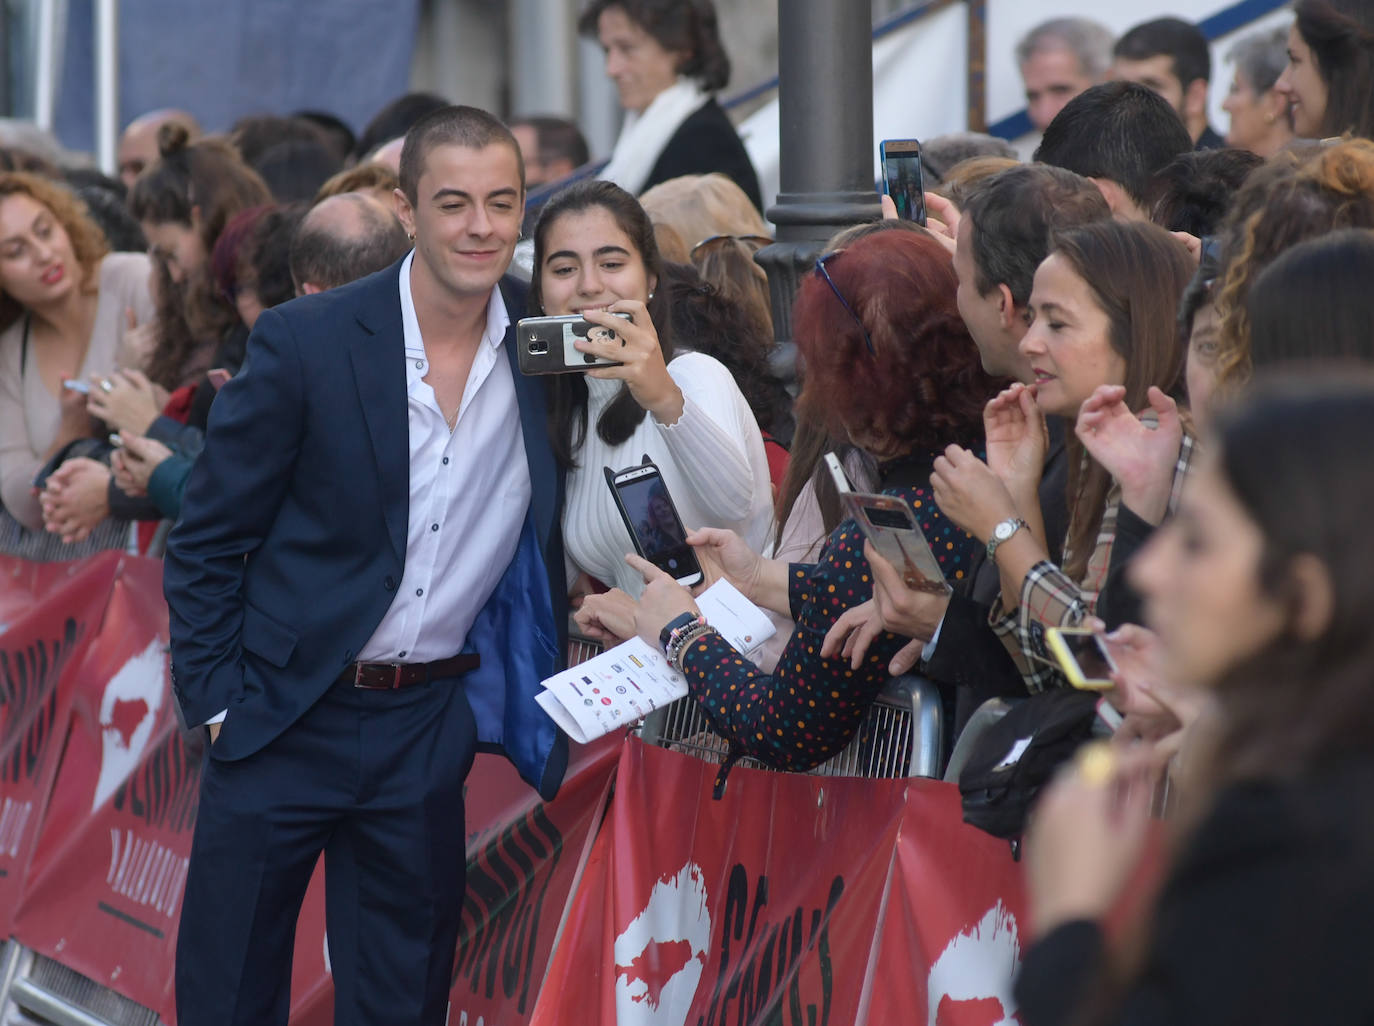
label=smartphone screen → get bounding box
[612,469,702,585]
[1055,629,1116,688]
[880,139,927,226]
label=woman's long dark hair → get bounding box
[1295,0,1374,139]
[1247,229,1374,367]
[1206,370,1374,779]
[1047,221,1192,582]
[659,261,794,444]
[530,179,674,469]
[577,0,732,92]
[129,123,272,386]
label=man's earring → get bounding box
[647,290,655,300]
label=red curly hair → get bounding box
[794,230,999,456]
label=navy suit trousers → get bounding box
[175,673,478,1026]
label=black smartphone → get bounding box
[604,461,703,587]
[879,138,927,226]
[516,313,630,375]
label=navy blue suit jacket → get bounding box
[163,259,569,799]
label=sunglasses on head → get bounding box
[689,234,773,259]
[814,249,874,356]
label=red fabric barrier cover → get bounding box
[0,554,621,1025]
[1,555,1029,1025]
[532,736,1028,1026]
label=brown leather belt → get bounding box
[338,653,481,690]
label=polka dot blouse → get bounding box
[679,449,980,791]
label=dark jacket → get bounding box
[643,98,763,211]
[162,261,568,798]
[1016,756,1374,1026]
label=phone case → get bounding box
[516,314,628,375]
[1045,627,1116,690]
[603,461,703,586]
[823,452,949,593]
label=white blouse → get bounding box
[563,351,775,597]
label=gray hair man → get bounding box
[1016,18,1116,132]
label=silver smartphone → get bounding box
[516,312,630,375]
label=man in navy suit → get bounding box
[163,105,567,1026]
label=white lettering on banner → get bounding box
[93,639,166,813]
[925,900,1021,1026]
[613,862,711,1026]
[0,797,33,857]
[455,1013,486,1026]
[106,828,189,920]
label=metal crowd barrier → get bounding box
[638,673,945,780]
[0,940,161,1026]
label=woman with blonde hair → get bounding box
[0,172,154,552]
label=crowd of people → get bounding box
[5,0,1374,1023]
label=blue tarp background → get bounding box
[53,0,421,152]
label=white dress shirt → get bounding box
[356,251,531,663]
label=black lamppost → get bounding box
[757,0,880,355]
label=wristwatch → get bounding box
[986,517,1028,562]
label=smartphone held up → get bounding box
[517,312,631,375]
[879,138,927,226]
[1046,626,1118,691]
[604,461,703,587]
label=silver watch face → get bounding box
[995,520,1016,541]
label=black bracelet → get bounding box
[659,611,699,651]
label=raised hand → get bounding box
[580,301,684,424]
[930,444,1020,544]
[984,383,1047,496]
[1075,385,1183,526]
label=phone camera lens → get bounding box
[528,339,548,355]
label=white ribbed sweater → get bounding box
[564,351,775,597]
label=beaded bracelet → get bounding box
[667,622,717,673]
[664,614,708,653]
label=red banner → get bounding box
[532,737,1027,1026]
[2,555,1030,1025]
[0,554,622,1025]
[0,552,125,935]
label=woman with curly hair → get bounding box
[1207,138,1374,402]
[576,228,1001,781]
[0,172,153,551]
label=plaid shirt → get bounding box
[989,432,1197,691]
